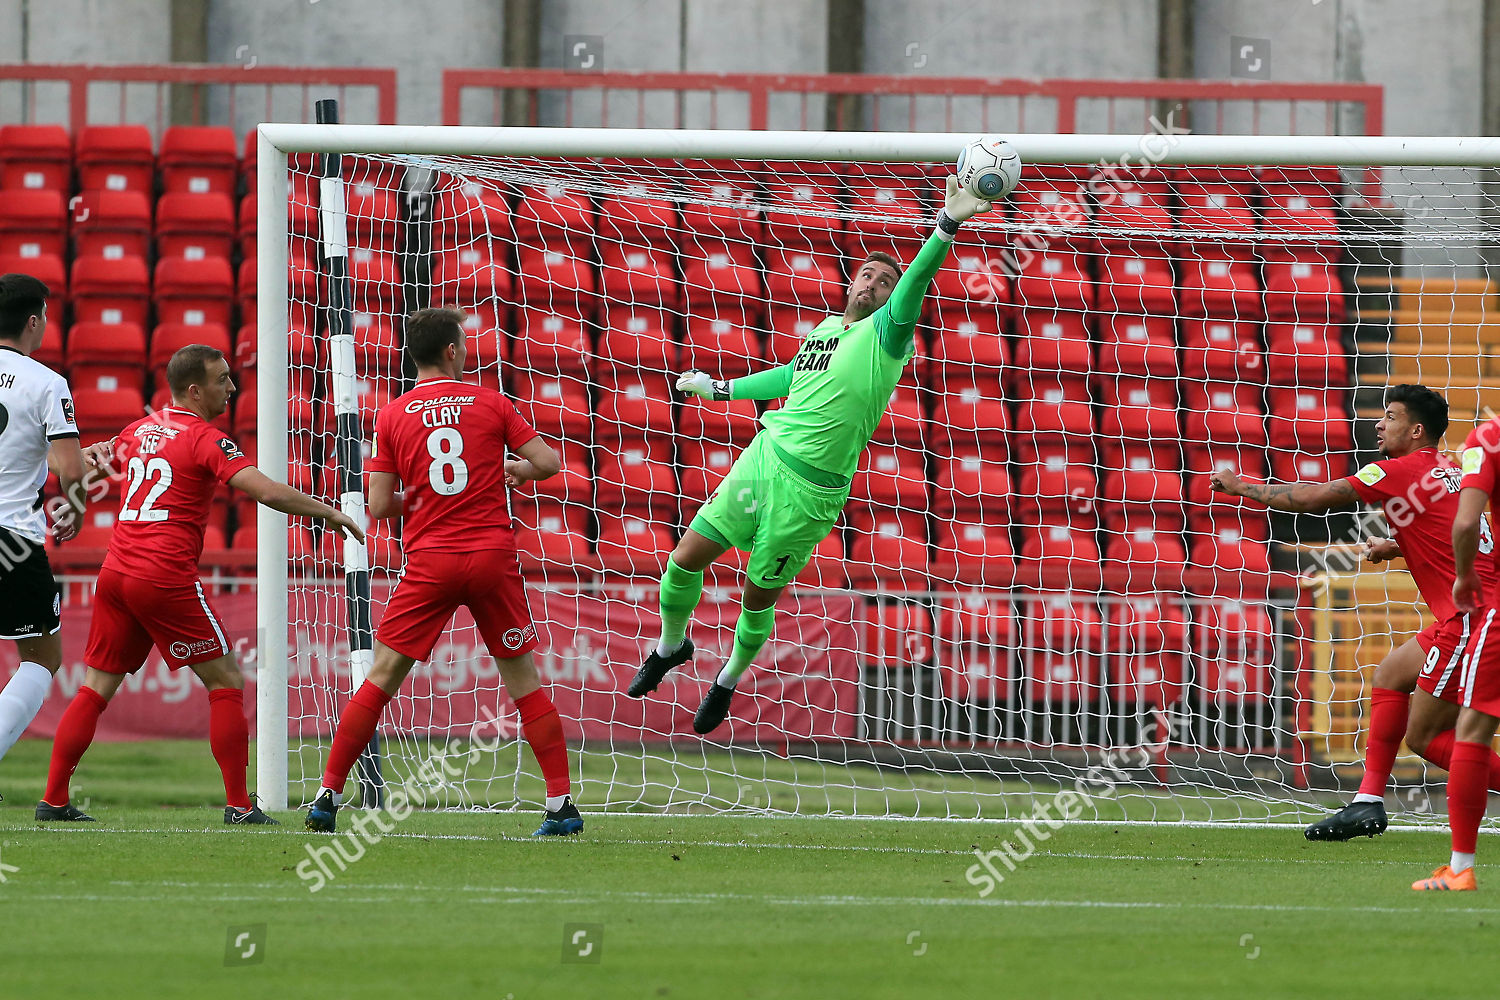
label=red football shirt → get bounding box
[1346,445,1496,620]
[1459,416,1500,582]
[101,406,254,585]
[368,378,540,553]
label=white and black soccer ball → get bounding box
[955,136,1022,201]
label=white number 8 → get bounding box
[426,427,468,496]
[1482,515,1494,556]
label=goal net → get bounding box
[254,125,1500,825]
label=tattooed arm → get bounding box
[1208,469,1361,514]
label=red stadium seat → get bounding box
[762,164,843,251]
[1014,309,1092,378]
[926,307,1008,381]
[681,310,760,378]
[1181,381,1265,447]
[763,246,843,309]
[1024,651,1100,706]
[1016,522,1103,590]
[1257,167,1342,243]
[0,189,66,258]
[54,509,118,572]
[1010,249,1091,310]
[1094,251,1177,314]
[1021,593,1105,653]
[1184,443,1269,510]
[596,515,675,576]
[596,369,674,437]
[71,189,152,260]
[597,305,675,371]
[513,498,597,576]
[517,243,597,309]
[597,178,679,249]
[1103,523,1189,591]
[71,386,145,436]
[1265,322,1348,385]
[1174,173,1256,234]
[433,241,515,302]
[928,241,1009,313]
[159,126,238,195]
[1180,318,1265,382]
[352,313,403,374]
[847,512,930,590]
[154,257,234,328]
[677,396,759,447]
[0,124,71,191]
[841,172,926,246]
[432,175,514,244]
[933,450,1013,519]
[677,440,738,501]
[936,593,1016,701]
[681,239,763,316]
[66,320,147,367]
[75,125,154,194]
[932,375,1010,461]
[1187,516,1272,576]
[514,183,595,243]
[1263,255,1346,322]
[1100,457,1185,531]
[1090,175,1174,248]
[932,515,1015,587]
[511,371,591,440]
[1266,386,1352,451]
[1096,314,1177,378]
[348,246,402,309]
[155,192,235,261]
[1270,450,1349,488]
[793,530,848,589]
[512,306,591,374]
[853,444,929,510]
[1014,445,1096,521]
[1177,246,1263,320]
[598,242,680,308]
[678,159,764,243]
[1109,595,1188,654]
[71,255,149,327]
[594,439,679,516]
[527,439,593,507]
[343,169,403,249]
[1015,382,1095,447]
[1097,375,1179,444]
[872,381,926,448]
[1197,598,1279,700]
[861,599,934,668]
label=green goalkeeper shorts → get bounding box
[688,432,849,588]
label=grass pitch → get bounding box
[0,739,1495,999]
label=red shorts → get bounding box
[1416,611,1478,704]
[1454,606,1500,716]
[84,568,231,675]
[376,548,538,661]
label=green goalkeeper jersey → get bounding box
[734,230,954,481]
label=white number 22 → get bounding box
[119,456,172,522]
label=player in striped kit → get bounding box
[628,176,994,733]
[1212,385,1500,842]
[0,274,88,776]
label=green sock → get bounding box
[656,557,704,655]
[717,604,777,688]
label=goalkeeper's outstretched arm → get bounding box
[677,363,792,403]
[876,175,996,360]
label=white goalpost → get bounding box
[256,122,1500,825]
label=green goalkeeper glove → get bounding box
[676,370,731,401]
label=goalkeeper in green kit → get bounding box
[628,175,994,733]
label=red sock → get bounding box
[1357,687,1408,798]
[1420,729,1500,793]
[321,680,393,794]
[208,688,251,810]
[43,686,107,806]
[1447,740,1492,854]
[515,688,570,798]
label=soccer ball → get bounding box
[955,136,1022,201]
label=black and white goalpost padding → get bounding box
[315,98,383,808]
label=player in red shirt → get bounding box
[304,308,578,837]
[1212,385,1500,841]
[1413,413,1500,889]
[36,344,364,824]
